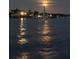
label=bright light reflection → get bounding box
[40,20,51,44]
[42,20,50,35]
[39,48,57,59]
[18,38,28,45]
[20,18,24,28]
[40,36,51,43]
[21,18,24,21]
[17,52,30,59]
[18,17,28,45]
[20,32,26,35]
[20,28,26,31]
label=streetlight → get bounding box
[19,11,27,17]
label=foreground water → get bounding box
[9,17,70,59]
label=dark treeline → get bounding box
[9,8,70,18]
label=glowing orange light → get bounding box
[43,3,47,7]
[42,0,48,7]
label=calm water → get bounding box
[9,17,70,59]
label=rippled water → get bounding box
[9,17,70,59]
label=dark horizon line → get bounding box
[9,8,70,15]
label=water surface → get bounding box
[9,17,70,59]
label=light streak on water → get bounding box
[38,48,58,59]
[42,20,50,34]
[39,19,52,44]
[17,18,28,45]
[10,17,70,59]
[17,52,30,59]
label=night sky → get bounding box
[9,0,70,14]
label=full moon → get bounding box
[42,0,48,7]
